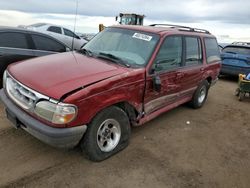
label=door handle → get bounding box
[200,67,205,71]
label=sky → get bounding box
[0,0,249,43]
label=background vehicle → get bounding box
[220,42,250,76]
[99,13,145,32]
[0,27,71,87]
[116,13,145,25]
[76,32,96,41]
[0,24,221,161]
[24,23,88,50]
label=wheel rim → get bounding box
[97,119,121,152]
[198,86,206,104]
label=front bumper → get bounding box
[0,89,87,149]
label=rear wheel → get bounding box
[81,106,131,161]
[190,80,209,109]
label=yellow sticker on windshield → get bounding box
[132,33,152,41]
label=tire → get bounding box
[190,80,209,109]
[81,106,131,161]
[239,92,244,101]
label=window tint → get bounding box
[47,26,62,34]
[185,37,202,65]
[31,35,66,52]
[154,36,182,71]
[63,28,76,38]
[222,46,250,55]
[205,38,221,63]
[0,32,28,49]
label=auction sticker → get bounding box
[132,33,152,41]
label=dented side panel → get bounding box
[63,69,145,126]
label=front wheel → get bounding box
[81,106,131,161]
[189,80,209,109]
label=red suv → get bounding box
[0,24,221,161]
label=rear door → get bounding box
[144,36,183,114]
[176,36,204,99]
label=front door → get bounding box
[144,36,183,114]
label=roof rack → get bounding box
[149,24,210,34]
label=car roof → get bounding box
[0,26,47,34]
[111,24,214,38]
[0,26,71,48]
[226,42,250,48]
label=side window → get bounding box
[31,35,66,52]
[205,38,221,64]
[154,36,182,71]
[0,32,28,49]
[63,28,76,38]
[47,26,62,34]
[185,37,202,66]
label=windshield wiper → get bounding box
[96,52,131,68]
[78,48,93,57]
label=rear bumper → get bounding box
[221,64,250,76]
[0,89,87,149]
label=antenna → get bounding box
[71,0,79,51]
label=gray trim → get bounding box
[145,87,196,114]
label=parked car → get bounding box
[220,42,250,76]
[76,33,96,41]
[24,23,88,50]
[0,24,221,161]
[0,26,71,87]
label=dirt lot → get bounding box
[0,77,250,188]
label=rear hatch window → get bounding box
[221,46,250,66]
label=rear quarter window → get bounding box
[31,34,66,52]
[204,38,221,64]
[0,32,28,49]
[222,46,250,55]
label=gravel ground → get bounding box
[0,77,249,188]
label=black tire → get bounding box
[190,80,209,109]
[81,106,131,162]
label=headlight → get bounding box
[34,100,77,124]
[3,70,7,88]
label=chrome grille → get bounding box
[6,74,49,110]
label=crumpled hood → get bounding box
[8,52,128,100]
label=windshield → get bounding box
[83,28,159,67]
[223,46,250,55]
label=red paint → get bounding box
[6,25,221,128]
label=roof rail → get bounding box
[149,24,210,34]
